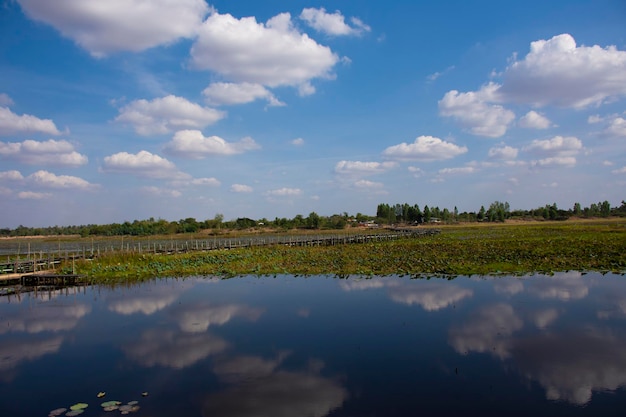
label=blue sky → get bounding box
[1,0,625,228]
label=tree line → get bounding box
[1,200,624,237]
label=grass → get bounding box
[67,219,626,283]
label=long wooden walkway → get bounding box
[1,228,439,279]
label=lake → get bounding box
[1,272,626,416]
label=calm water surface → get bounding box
[1,272,626,416]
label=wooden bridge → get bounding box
[1,228,440,283]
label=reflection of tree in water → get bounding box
[203,354,347,417]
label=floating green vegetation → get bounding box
[69,220,626,282]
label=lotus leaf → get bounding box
[48,408,67,417]
[69,403,88,411]
[103,405,119,412]
[65,411,84,417]
[101,401,121,408]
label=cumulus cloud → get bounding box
[300,7,370,36]
[17,0,209,57]
[0,139,87,166]
[354,179,384,190]
[231,184,253,193]
[334,160,396,176]
[163,130,260,158]
[0,107,61,136]
[27,170,94,190]
[602,117,626,138]
[172,303,263,333]
[518,111,553,129]
[291,138,305,146]
[115,95,225,136]
[0,170,24,181]
[382,135,468,161]
[141,186,182,198]
[438,166,477,176]
[102,150,189,180]
[524,135,583,167]
[18,191,50,199]
[612,166,626,174]
[0,93,13,106]
[190,11,339,91]
[498,33,626,108]
[488,145,519,160]
[266,187,302,197]
[439,84,515,137]
[202,82,284,107]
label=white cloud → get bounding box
[190,11,339,91]
[438,166,477,175]
[588,114,603,124]
[488,145,519,160]
[18,191,51,199]
[202,82,284,107]
[498,33,626,108]
[611,166,626,174]
[141,186,182,198]
[26,170,94,190]
[300,7,370,36]
[191,177,221,187]
[266,187,302,197]
[17,0,209,57]
[102,150,189,180]
[115,95,225,136]
[524,135,582,158]
[163,130,260,158]
[334,160,396,176]
[382,135,468,161]
[0,107,61,136]
[518,111,553,129]
[354,179,384,189]
[603,117,626,138]
[0,170,24,181]
[0,139,87,166]
[291,138,305,146]
[439,84,515,137]
[231,184,253,193]
[0,93,13,106]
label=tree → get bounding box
[477,206,486,221]
[306,212,321,229]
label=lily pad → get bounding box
[101,401,121,408]
[127,401,138,406]
[48,408,67,417]
[103,405,119,412]
[97,392,106,398]
[69,403,88,411]
[65,411,84,417]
